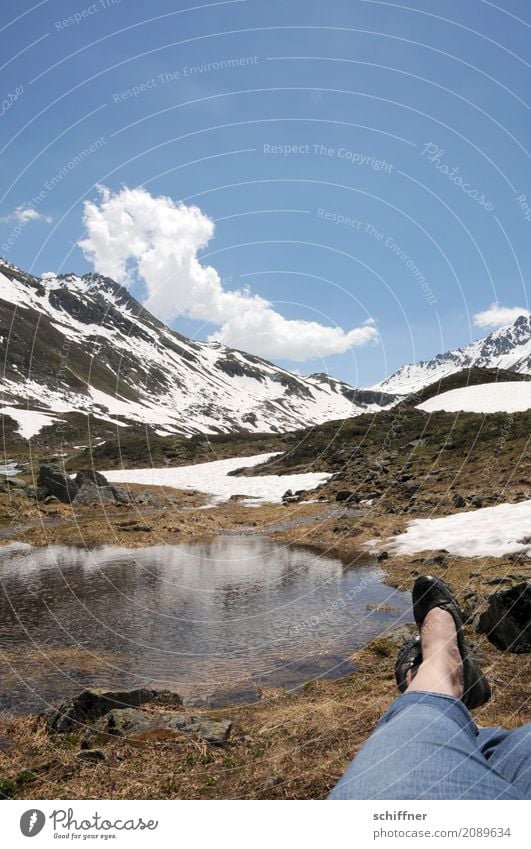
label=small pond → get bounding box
[0,537,412,713]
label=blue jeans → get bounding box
[328,692,531,799]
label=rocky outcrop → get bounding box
[47,687,183,732]
[48,687,232,747]
[34,465,131,505]
[37,463,79,503]
[478,583,531,653]
[83,708,232,746]
[74,481,116,504]
[75,469,109,488]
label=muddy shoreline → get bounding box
[0,494,529,799]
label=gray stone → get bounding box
[478,583,531,653]
[110,485,130,504]
[77,748,106,763]
[89,708,232,745]
[134,491,161,507]
[335,490,359,503]
[75,469,110,488]
[47,687,183,733]
[453,494,467,508]
[73,481,116,504]
[37,463,79,503]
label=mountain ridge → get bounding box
[0,259,397,441]
[373,314,531,394]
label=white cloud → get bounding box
[0,205,52,225]
[78,185,378,362]
[473,303,529,329]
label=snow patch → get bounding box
[0,406,65,439]
[417,381,531,414]
[382,500,531,558]
[101,452,331,504]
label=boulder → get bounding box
[134,491,161,507]
[37,463,79,503]
[335,490,360,503]
[73,481,116,505]
[478,583,531,653]
[452,494,467,508]
[47,687,183,733]
[75,469,110,488]
[110,485,130,504]
[85,708,232,746]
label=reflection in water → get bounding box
[0,538,412,713]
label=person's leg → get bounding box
[328,692,524,799]
[328,607,525,800]
[478,725,531,798]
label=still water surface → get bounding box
[0,537,412,713]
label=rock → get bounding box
[377,551,389,561]
[282,496,300,504]
[461,592,485,625]
[452,494,466,508]
[87,708,232,745]
[366,623,417,657]
[472,497,483,508]
[77,748,106,763]
[73,481,116,504]
[205,683,263,708]
[335,490,354,502]
[263,776,282,790]
[37,463,79,503]
[478,583,531,653]
[75,469,110,488]
[134,491,161,507]
[517,535,531,546]
[282,489,293,498]
[47,687,183,733]
[43,495,61,505]
[424,553,448,568]
[110,486,130,504]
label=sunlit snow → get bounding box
[0,406,65,439]
[382,500,531,558]
[418,382,531,414]
[102,452,331,504]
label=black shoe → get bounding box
[412,575,491,710]
[395,635,422,693]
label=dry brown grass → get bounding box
[1,477,529,799]
[1,598,528,800]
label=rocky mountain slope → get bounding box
[0,259,396,442]
[374,314,531,394]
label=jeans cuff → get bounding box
[380,691,477,737]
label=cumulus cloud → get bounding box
[0,205,52,225]
[79,185,378,361]
[473,303,529,329]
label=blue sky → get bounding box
[1,0,530,386]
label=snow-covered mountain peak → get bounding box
[374,315,531,394]
[0,259,393,439]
